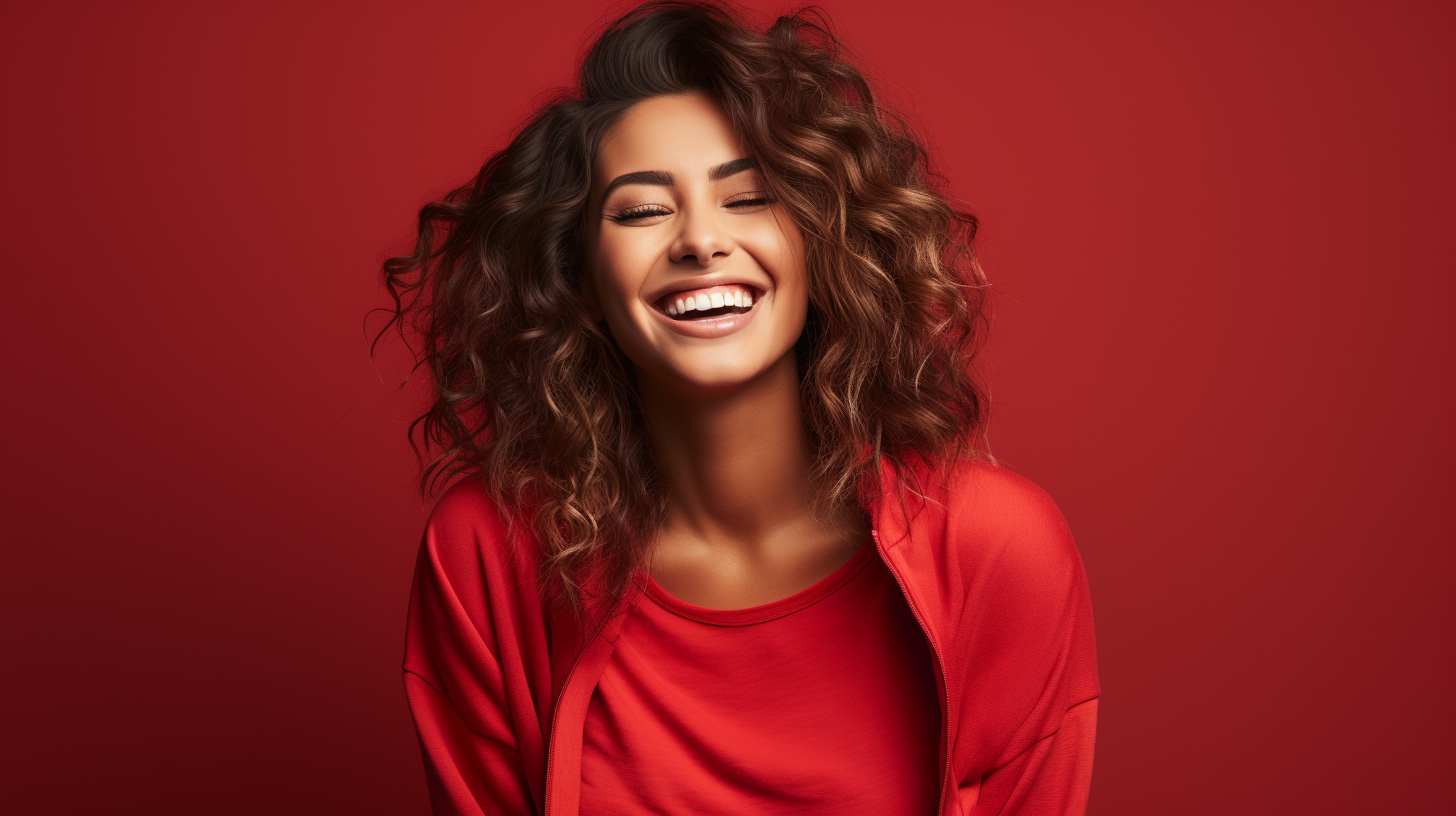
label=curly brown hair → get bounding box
[379,0,991,615]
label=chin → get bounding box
[663,363,768,394]
[665,346,798,393]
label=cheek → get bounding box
[590,238,649,315]
[758,218,810,303]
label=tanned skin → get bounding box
[583,91,870,609]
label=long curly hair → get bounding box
[379,0,991,614]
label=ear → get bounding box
[579,268,604,323]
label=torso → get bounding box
[579,541,942,815]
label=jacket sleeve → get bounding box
[944,463,1100,816]
[402,487,543,815]
[971,697,1098,814]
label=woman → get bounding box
[383,2,1098,814]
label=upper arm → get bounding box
[402,479,544,815]
[939,462,1100,803]
[405,481,518,725]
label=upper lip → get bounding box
[649,274,766,311]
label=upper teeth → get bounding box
[666,288,755,317]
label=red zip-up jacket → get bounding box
[403,457,1100,815]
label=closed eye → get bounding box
[608,196,780,222]
[610,205,672,223]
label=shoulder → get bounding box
[943,459,1071,538]
[917,458,1083,583]
[419,475,534,579]
[427,475,509,539]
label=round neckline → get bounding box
[639,540,879,627]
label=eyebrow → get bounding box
[601,157,759,200]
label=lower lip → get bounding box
[650,299,759,339]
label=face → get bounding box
[583,91,809,397]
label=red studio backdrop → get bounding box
[2,1,1451,813]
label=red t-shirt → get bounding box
[578,542,942,814]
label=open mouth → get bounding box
[656,284,759,321]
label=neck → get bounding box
[637,353,818,548]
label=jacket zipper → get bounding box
[873,529,951,816]
[542,639,587,816]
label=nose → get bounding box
[669,206,735,266]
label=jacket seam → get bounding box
[403,667,521,750]
[982,694,1100,776]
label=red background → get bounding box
[3,1,1452,813]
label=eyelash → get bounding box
[609,197,772,223]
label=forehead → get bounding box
[595,91,747,183]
